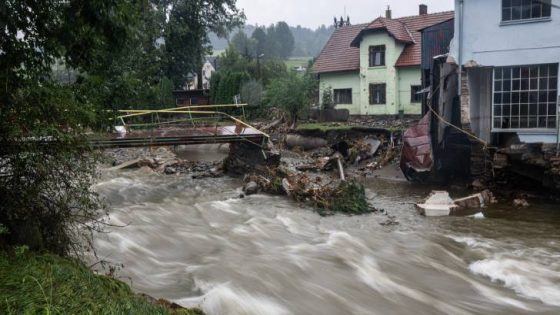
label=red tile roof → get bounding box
[312,23,367,74]
[313,11,454,73]
[394,11,454,67]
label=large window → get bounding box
[411,85,422,103]
[502,0,552,22]
[369,84,386,105]
[369,46,386,67]
[493,63,558,130]
[334,89,352,104]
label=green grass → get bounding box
[0,251,204,315]
[285,57,312,71]
[296,123,353,131]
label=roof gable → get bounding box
[313,11,454,73]
[351,17,415,46]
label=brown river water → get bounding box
[93,148,560,315]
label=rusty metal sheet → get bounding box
[400,113,433,181]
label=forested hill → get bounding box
[209,24,335,57]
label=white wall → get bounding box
[452,0,560,69]
[451,0,560,142]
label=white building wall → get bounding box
[450,0,560,143]
[451,0,560,69]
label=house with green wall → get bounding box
[313,5,454,116]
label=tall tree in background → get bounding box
[252,27,267,57]
[231,30,255,59]
[275,22,295,59]
[164,0,244,89]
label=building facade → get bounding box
[451,0,560,144]
[313,5,454,116]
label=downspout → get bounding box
[458,0,464,96]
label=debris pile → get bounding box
[103,147,224,178]
[417,190,497,217]
[244,169,374,216]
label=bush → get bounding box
[265,73,315,125]
[321,86,335,110]
[210,71,250,105]
[331,181,371,215]
[240,79,265,118]
[0,83,105,256]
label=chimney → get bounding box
[385,5,392,19]
[419,4,428,15]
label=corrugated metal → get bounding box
[421,19,455,70]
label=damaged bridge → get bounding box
[90,105,269,148]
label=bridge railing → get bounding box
[101,104,269,148]
[114,104,248,129]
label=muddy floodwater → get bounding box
[94,152,560,315]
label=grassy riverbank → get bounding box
[0,251,203,315]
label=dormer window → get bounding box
[502,0,552,22]
[369,46,386,67]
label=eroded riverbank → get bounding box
[93,159,560,314]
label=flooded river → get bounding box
[94,160,560,314]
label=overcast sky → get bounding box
[235,0,455,28]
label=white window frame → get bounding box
[492,63,559,133]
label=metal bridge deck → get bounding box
[90,105,269,148]
[91,125,268,148]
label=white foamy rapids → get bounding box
[178,283,291,315]
[323,232,469,314]
[469,212,485,219]
[448,235,494,249]
[470,257,560,306]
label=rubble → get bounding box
[243,166,374,216]
[418,189,498,217]
[454,190,497,209]
[243,181,259,195]
[285,134,328,151]
[513,198,530,208]
[416,191,458,217]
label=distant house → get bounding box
[202,57,218,90]
[183,57,219,91]
[175,57,219,105]
[450,0,560,144]
[313,5,454,117]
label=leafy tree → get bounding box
[218,46,251,73]
[260,58,289,85]
[163,0,245,89]
[210,71,250,104]
[251,27,267,57]
[264,24,281,59]
[0,0,246,255]
[275,22,295,59]
[231,30,256,59]
[266,73,315,126]
[0,0,138,255]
